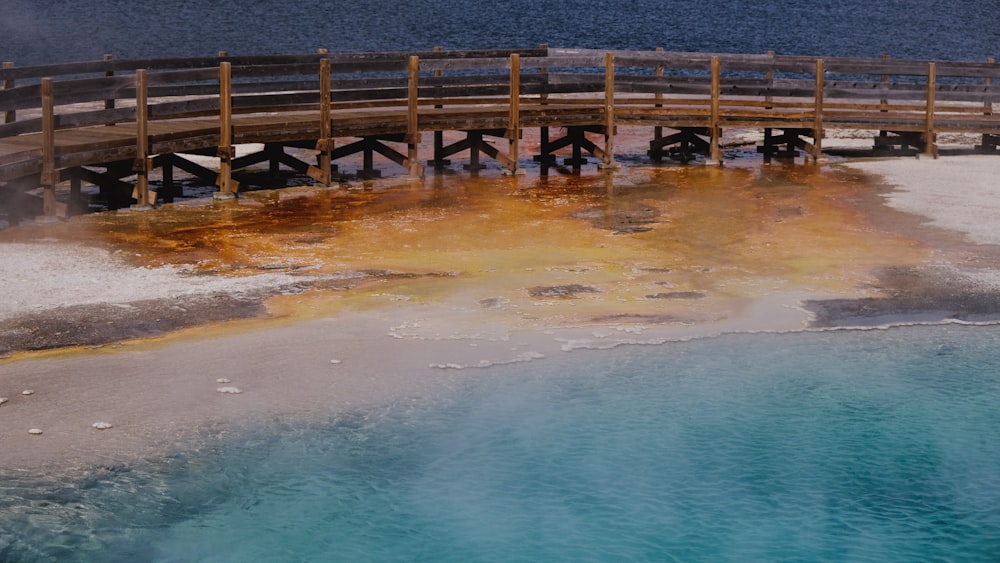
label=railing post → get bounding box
[432,46,446,167]
[406,55,423,178]
[40,77,57,217]
[761,50,777,154]
[765,50,776,110]
[216,61,237,198]
[308,55,333,186]
[103,54,115,126]
[534,43,554,164]
[708,55,723,165]
[506,53,523,175]
[986,57,995,116]
[924,61,937,158]
[132,69,152,208]
[539,43,550,104]
[880,54,890,112]
[600,51,619,169]
[653,47,664,147]
[2,62,14,123]
[982,57,996,152]
[812,58,825,161]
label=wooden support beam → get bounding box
[67,169,82,213]
[757,128,810,158]
[267,141,282,175]
[216,61,237,198]
[428,129,514,171]
[132,69,152,208]
[155,153,217,183]
[708,55,723,165]
[533,127,556,164]
[75,167,134,201]
[328,136,410,178]
[649,127,710,162]
[531,125,606,167]
[874,131,925,155]
[433,135,475,161]
[227,143,312,177]
[924,61,938,158]
[278,145,312,173]
[466,131,486,171]
[160,155,177,202]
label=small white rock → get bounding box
[21,390,34,396]
[91,422,113,430]
[28,428,43,435]
[216,378,232,384]
[216,386,242,394]
[0,397,8,406]
[330,359,341,364]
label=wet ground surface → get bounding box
[804,265,1000,327]
[0,294,266,356]
[3,142,1000,355]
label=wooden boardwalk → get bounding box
[2,47,1000,219]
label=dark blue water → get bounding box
[3,325,1000,561]
[2,0,998,65]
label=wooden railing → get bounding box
[2,47,999,216]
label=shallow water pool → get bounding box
[3,324,1000,561]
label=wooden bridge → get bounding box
[2,46,999,221]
